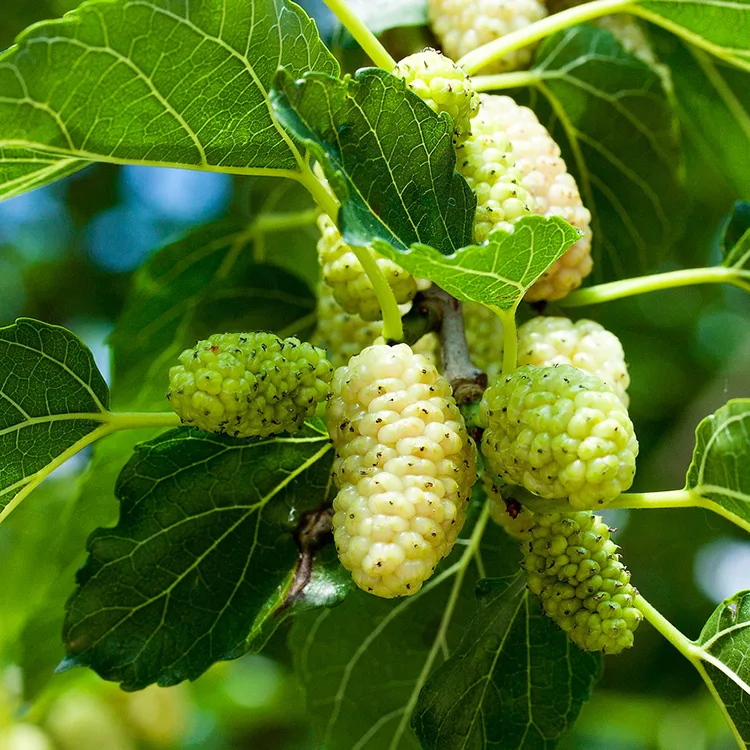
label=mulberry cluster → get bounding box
[522,511,642,653]
[167,332,333,438]
[427,0,548,72]
[317,214,418,321]
[481,364,638,509]
[327,343,477,597]
[456,108,533,242]
[477,95,592,300]
[393,49,480,144]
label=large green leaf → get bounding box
[413,575,602,749]
[61,422,335,690]
[695,591,750,744]
[374,215,580,311]
[289,510,534,749]
[110,219,317,409]
[633,0,750,71]
[0,318,110,520]
[685,400,750,531]
[521,25,684,279]
[271,67,475,255]
[0,0,338,202]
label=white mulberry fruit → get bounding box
[477,95,592,300]
[428,0,548,72]
[483,471,534,539]
[456,105,533,242]
[481,364,638,509]
[327,343,477,597]
[317,214,418,321]
[394,49,480,144]
[518,317,630,405]
[167,332,333,438]
[522,511,642,653]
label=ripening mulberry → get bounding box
[518,317,630,405]
[522,511,642,653]
[394,49,480,144]
[327,343,477,597]
[167,332,333,438]
[481,364,638,509]
[456,106,533,241]
[483,471,534,539]
[477,95,592,300]
[428,0,548,72]
[317,214,418,321]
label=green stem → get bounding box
[389,501,492,748]
[458,0,634,74]
[634,593,700,663]
[560,267,747,307]
[498,310,517,377]
[352,245,404,341]
[322,0,397,70]
[296,164,340,221]
[609,489,750,535]
[472,70,542,92]
[106,411,182,430]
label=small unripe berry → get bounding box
[481,364,638,509]
[394,49,480,144]
[167,332,332,438]
[522,510,642,654]
[428,0,548,72]
[476,95,592,300]
[327,343,477,597]
[317,214,418,321]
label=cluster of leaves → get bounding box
[0,0,750,747]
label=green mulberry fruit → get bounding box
[481,364,638,509]
[317,214,419,321]
[522,510,642,653]
[167,332,333,438]
[327,343,477,597]
[476,94,592,300]
[483,471,534,540]
[428,0,548,72]
[394,48,480,144]
[456,103,533,242]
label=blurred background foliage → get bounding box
[0,1,748,748]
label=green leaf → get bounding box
[721,201,750,264]
[109,219,317,409]
[0,0,338,202]
[695,591,750,744]
[0,318,110,520]
[524,25,684,279]
[634,0,750,72]
[271,67,475,255]
[413,575,602,749]
[288,509,526,749]
[685,399,750,531]
[651,31,750,199]
[374,215,580,311]
[61,422,334,690]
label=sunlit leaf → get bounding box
[695,591,750,744]
[0,318,109,520]
[685,399,750,530]
[61,422,334,690]
[413,575,602,749]
[0,0,338,201]
[374,215,579,311]
[271,67,475,255]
